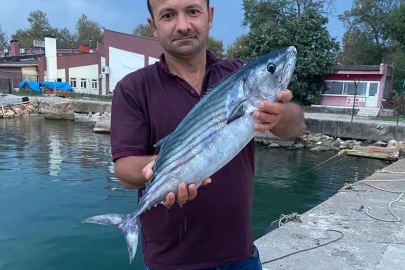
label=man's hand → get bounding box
[142,159,212,208]
[253,89,293,132]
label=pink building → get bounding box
[321,64,394,110]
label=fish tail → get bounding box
[82,214,138,264]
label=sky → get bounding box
[0,0,354,48]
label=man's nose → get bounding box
[175,13,191,34]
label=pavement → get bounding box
[305,112,405,126]
[255,159,405,270]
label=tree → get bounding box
[207,36,224,58]
[383,3,405,48]
[338,0,401,64]
[225,34,247,59]
[0,24,9,49]
[235,9,340,105]
[57,28,77,49]
[337,28,381,65]
[242,0,336,29]
[11,10,58,48]
[132,23,155,39]
[75,14,104,48]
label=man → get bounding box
[110,0,305,269]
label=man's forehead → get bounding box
[150,0,206,10]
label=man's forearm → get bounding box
[270,102,305,139]
[114,155,157,190]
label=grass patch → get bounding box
[11,90,112,102]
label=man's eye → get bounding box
[162,14,172,19]
[189,10,199,15]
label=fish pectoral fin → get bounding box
[227,99,247,124]
[154,133,172,148]
[82,214,139,264]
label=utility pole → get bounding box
[351,80,359,122]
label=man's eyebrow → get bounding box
[157,7,176,17]
[185,3,203,9]
[158,3,203,16]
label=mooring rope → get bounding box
[365,193,404,223]
[286,154,342,181]
[376,169,405,174]
[261,229,344,265]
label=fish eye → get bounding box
[267,63,276,74]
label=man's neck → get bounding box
[164,50,207,94]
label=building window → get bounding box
[324,81,344,95]
[369,83,379,96]
[57,78,62,82]
[81,79,87,88]
[91,79,98,89]
[343,82,366,96]
[70,78,77,88]
[323,80,378,97]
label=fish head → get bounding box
[243,46,297,106]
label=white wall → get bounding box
[57,69,65,82]
[69,64,99,94]
[109,47,145,92]
[149,56,159,65]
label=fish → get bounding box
[82,46,298,263]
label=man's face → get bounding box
[148,0,214,58]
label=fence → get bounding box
[0,78,11,94]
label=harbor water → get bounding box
[0,117,387,269]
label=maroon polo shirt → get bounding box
[111,51,255,270]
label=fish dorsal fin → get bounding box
[227,98,247,124]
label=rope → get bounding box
[358,179,405,194]
[261,229,344,265]
[376,169,405,174]
[286,154,340,181]
[365,193,404,222]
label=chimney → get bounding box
[79,44,90,53]
[10,40,20,57]
[45,35,57,82]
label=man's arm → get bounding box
[114,155,157,190]
[253,90,306,138]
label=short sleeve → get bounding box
[110,81,149,162]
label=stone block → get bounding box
[93,113,111,134]
[39,97,74,120]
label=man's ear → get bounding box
[208,6,214,30]
[147,17,158,38]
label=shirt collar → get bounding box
[158,50,219,73]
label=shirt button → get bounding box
[177,78,181,83]
[191,90,195,94]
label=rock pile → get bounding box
[256,131,405,152]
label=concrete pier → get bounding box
[255,159,405,270]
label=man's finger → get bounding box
[143,168,153,180]
[188,184,197,200]
[257,101,285,115]
[164,192,175,208]
[176,183,188,205]
[277,89,293,102]
[254,122,273,132]
[201,178,212,186]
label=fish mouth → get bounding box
[279,49,297,89]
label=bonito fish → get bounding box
[83,46,297,263]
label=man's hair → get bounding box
[147,0,210,19]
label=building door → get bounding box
[366,82,379,107]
